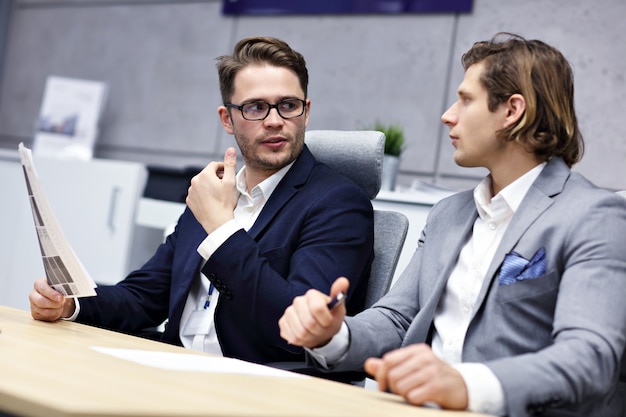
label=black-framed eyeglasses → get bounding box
[225,98,306,121]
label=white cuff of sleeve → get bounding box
[306,321,350,369]
[197,219,242,259]
[61,297,81,321]
[454,362,506,416]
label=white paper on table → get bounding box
[91,346,307,378]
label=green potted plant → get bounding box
[371,121,405,191]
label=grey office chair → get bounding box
[267,130,409,384]
[617,191,626,386]
[305,129,409,308]
[161,130,408,309]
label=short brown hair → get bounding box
[462,33,583,167]
[216,36,308,104]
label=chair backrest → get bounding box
[305,130,384,199]
[305,130,409,308]
[616,191,626,383]
[367,210,409,308]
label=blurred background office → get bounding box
[1,0,625,192]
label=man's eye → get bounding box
[245,102,267,112]
[280,101,297,110]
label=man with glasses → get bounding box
[29,36,374,367]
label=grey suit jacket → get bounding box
[337,157,626,417]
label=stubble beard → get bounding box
[237,128,306,172]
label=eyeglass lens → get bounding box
[242,99,304,120]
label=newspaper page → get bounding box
[18,143,97,297]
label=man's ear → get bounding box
[503,93,526,128]
[303,98,311,127]
[218,106,234,135]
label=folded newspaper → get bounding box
[19,143,97,297]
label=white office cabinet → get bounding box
[0,151,147,311]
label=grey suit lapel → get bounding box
[472,157,570,311]
[432,194,478,295]
[404,191,478,345]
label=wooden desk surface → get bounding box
[0,306,488,417]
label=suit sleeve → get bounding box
[75,213,182,333]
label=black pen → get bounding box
[327,292,345,310]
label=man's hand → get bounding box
[365,344,468,410]
[186,147,239,234]
[279,277,349,348]
[29,278,76,321]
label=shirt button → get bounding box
[489,222,496,230]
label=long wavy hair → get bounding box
[462,33,583,167]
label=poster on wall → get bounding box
[222,0,473,14]
[33,76,109,160]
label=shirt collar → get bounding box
[236,161,295,201]
[474,162,547,221]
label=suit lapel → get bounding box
[472,157,570,312]
[247,146,315,239]
[429,193,478,298]
[405,192,478,345]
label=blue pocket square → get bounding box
[497,247,547,286]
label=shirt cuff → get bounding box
[306,321,350,369]
[197,219,242,259]
[454,362,506,416]
[61,297,80,321]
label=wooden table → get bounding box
[0,306,488,417]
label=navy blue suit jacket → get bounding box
[77,146,374,364]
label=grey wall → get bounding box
[1,0,625,191]
[0,0,12,97]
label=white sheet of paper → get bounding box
[91,346,307,378]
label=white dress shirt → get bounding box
[312,162,546,416]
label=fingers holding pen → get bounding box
[279,277,349,348]
[279,288,332,347]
